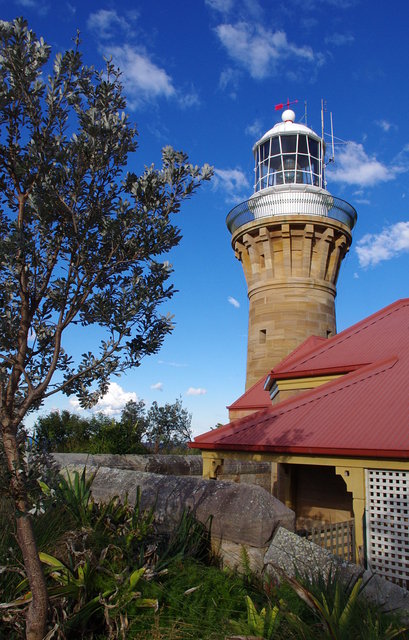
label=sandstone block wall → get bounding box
[232,215,351,388]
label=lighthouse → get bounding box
[227,107,357,390]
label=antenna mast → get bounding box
[321,98,325,142]
[330,111,335,162]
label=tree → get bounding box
[0,18,211,640]
[145,397,192,453]
[34,409,92,451]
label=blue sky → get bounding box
[3,0,409,436]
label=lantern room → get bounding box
[253,109,325,192]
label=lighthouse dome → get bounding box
[253,109,325,193]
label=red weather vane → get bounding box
[274,98,298,111]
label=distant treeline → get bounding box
[34,398,192,455]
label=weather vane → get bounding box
[274,98,298,111]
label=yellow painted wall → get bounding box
[201,449,409,564]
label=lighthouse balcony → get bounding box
[226,189,357,235]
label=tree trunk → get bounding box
[2,424,48,640]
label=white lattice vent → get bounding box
[365,469,409,588]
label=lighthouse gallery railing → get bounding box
[226,191,357,235]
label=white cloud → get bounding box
[89,10,197,110]
[205,0,234,13]
[150,382,163,391]
[213,167,250,196]
[356,221,409,267]
[228,296,240,308]
[245,118,263,139]
[215,22,315,79]
[158,359,188,367]
[87,9,130,39]
[324,32,354,46]
[15,0,49,15]
[103,44,197,109]
[219,67,240,96]
[291,0,356,7]
[329,142,397,187]
[186,387,207,396]
[375,119,397,133]
[108,45,176,104]
[177,89,200,109]
[70,382,137,417]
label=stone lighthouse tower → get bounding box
[227,107,357,390]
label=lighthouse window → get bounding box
[308,138,319,159]
[298,135,308,154]
[310,157,318,174]
[283,155,297,183]
[261,141,270,161]
[280,135,297,153]
[270,137,280,156]
[297,154,311,185]
[254,132,323,191]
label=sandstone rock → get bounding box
[264,527,409,617]
[213,538,267,574]
[264,526,363,583]
[53,453,271,478]
[361,569,409,617]
[58,464,294,547]
[52,453,203,475]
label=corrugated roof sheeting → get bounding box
[272,299,409,376]
[227,375,271,410]
[192,299,409,458]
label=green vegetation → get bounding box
[0,16,211,638]
[34,398,193,455]
[1,455,408,640]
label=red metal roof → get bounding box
[191,299,409,459]
[271,335,327,371]
[270,299,409,379]
[227,375,271,411]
